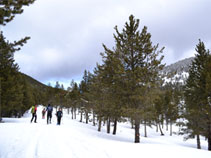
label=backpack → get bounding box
[31,106,35,113]
[57,111,62,117]
[47,106,53,113]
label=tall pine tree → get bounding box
[184,40,211,150]
[114,15,164,143]
[0,0,35,119]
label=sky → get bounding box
[2,0,211,88]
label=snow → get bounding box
[164,71,189,84]
[0,106,211,158]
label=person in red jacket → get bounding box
[31,105,37,123]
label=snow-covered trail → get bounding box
[0,108,113,158]
[1,106,211,158]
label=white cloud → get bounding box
[4,0,211,84]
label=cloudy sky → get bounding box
[2,0,211,88]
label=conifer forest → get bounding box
[0,0,211,151]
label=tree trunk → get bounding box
[74,108,76,119]
[196,134,201,149]
[80,111,83,122]
[161,115,164,129]
[85,111,88,124]
[156,122,158,132]
[98,118,102,132]
[134,119,140,143]
[107,118,110,134]
[93,112,96,126]
[71,108,74,119]
[144,120,147,137]
[207,122,211,151]
[131,120,134,129]
[0,80,2,122]
[170,121,172,136]
[166,120,168,131]
[113,118,117,135]
[158,122,164,136]
[208,137,211,151]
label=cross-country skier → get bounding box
[56,108,63,125]
[46,104,53,124]
[31,105,37,123]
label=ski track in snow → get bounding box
[1,106,211,158]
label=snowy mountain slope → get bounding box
[0,106,211,158]
[162,57,194,84]
[163,57,194,74]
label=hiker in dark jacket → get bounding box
[46,104,53,124]
[31,105,37,123]
[56,108,63,125]
[42,108,46,119]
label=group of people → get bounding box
[30,104,63,125]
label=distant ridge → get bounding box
[19,57,195,88]
[20,72,49,90]
[163,57,194,74]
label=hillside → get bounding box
[20,72,49,90]
[163,57,194,74]
[19,57,195,90]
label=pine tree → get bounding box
[99,44,125,134]
[90,65,107,132]
[55,81,61,89]
[0,32,28,117]
[114,15,164,143]
[0,0,35,120]
[202,54,211,150]
[184,40,211,150]
[66,81,79,119]
[164,85,180,136]
[0,0,35,26]
[154,89,165,136]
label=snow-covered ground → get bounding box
[0,106,211,158]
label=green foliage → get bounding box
[0,0,35,26]
[82,15,165,142]
[0,32,25,117]
[0,0,67,116]
[65,80,80,114]
[183,40,211,149]
[112,16,164,140]
[0,1,35,118]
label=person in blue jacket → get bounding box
[46,104,53,124]
[56,108,63,125]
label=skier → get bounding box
[56,108,63,125]
[42,108,46,119]
[46,104,53,124]
[31,105,37,123]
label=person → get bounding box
[31,105,37,123]
[46,104,53,124]
[56,108,63,125]
[42,108,46,119]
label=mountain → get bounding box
[20,72,49,90]
[19,57,195,89]
[163,57,194,74]
[161,57,195,84]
